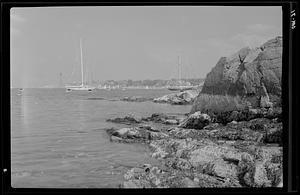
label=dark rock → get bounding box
[106,115,141,125]
[179,111,211,130]
[141,113,180,124]
[107,126,169,143]
[264,162,282,187]
[121,96,153,102]
[198,37,282,109]
[203,123,222,130]
[113,111,282,188]
[208,107,281,124]
[139,124,160,132]
[263,126,282,144]
[237,153,256,187]
[168,127,205,139]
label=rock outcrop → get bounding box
[106,109,282,188]
[141,113,186,125]
[121,96,153,102]
[120,123,282,188]
[200,36,282,108]
[178,111,211,130]
[153,90,198,105]
[106,115,142,125]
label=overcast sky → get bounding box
[10,6,282,88]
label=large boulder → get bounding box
[153,90,198,105]
[106,126,169,143]
[198,36,282,109]
[141,113,184,124]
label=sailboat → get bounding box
[65,39,95,92]
[168,55,194,92]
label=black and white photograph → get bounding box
[9,5,284,189]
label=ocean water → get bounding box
[10,88,192,188]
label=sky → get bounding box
[10,6,282,88]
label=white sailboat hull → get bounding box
[65,39,95,92]
[66,85,95,91]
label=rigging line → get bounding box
[66,45,78,84]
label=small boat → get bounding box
[65,38,95,92]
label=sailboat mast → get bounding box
[80,38,84,86]
[178,55,181,84]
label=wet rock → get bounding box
[139,124,160,132]
[179,111,211,130]
[142,113,174,123]
[121,96,153,102]
[110,128,130,137]
[110,135,123,142]
[113,110,283,188]
[106,115,141,125]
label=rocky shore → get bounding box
[104,37,283,188]
[106,107,282,188]
[120,96,153,102]
[118,90,199,105]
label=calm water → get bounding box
[11,88,192,188]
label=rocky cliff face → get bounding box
[200,36,282,108]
